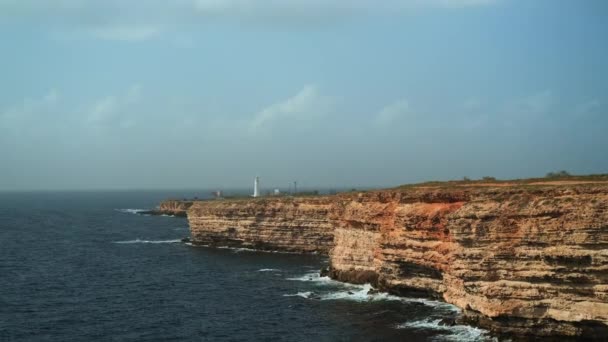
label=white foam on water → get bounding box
[114,239,182,244]
[401,297,461,313]
[257,268,281,272]
[115,208,148,215]
[319,287,460,311]
[285,272,461,312]
[283,291,313,299]
[395,318,493,342]
[317,284,405,302]
[285,272,343,286]
[213,246,302,255]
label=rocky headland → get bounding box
[142,199,193,217]
[160,178,608,339]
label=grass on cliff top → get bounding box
[394,173,608,190]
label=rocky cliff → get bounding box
[188,197,335,253]
[183,181,608,339]
[151,200,193,217]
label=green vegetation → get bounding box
[545,170,571,178]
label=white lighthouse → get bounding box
[253,176,260,197]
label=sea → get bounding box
[0,191,496,341]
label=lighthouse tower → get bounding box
[253,176,260,197]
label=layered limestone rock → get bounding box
[188,197,335,253]
[182,182,608,338]
[328,185,608,338]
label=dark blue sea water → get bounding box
[0,191,494,341]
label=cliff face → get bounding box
[188,197,335,253]
[184,183,608,338]
[329,186,608,338]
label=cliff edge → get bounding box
[177,179,608,339]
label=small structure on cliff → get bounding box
[253,176,260,198]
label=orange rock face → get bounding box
[184,184,608,338]
[188,197,335,253]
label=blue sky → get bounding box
[0,0,607,191]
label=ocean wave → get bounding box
[401,297,461,313]
[285,272,342,285]
[257,268,281,272]
[285,272,461,311]
[113,239,182,244]
[199,245,304,255]
[318,284,403,302]
[115,209,149,215]
[283,291,313,299]
[395,318,493,341]
[282,284,408,303]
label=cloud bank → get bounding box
[0,0,499,40]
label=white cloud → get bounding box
[86,84,142,128]
[250,85,331,132]
[87,96,118,124]
[0,0,499,40]
[125,84,142,103]
[375,99,410,125]
[192,0,498,13]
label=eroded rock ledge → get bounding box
[173,182,608,339]
[143,200,193,217]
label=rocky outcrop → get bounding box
[144,200,193,217]
[182,182,608,339]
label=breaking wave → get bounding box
[258,269,281,272]
[395,318,494,341]
[115,209,149,215]
[285,272,460,312]
[188,245,303,254]
[283,292,313,299]
[284,284,403,302]
[402,297,461,313]
[114,239,182,244]
[318,284,403,302]
[286,272,341,285]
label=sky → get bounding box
[0,0,607,191]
